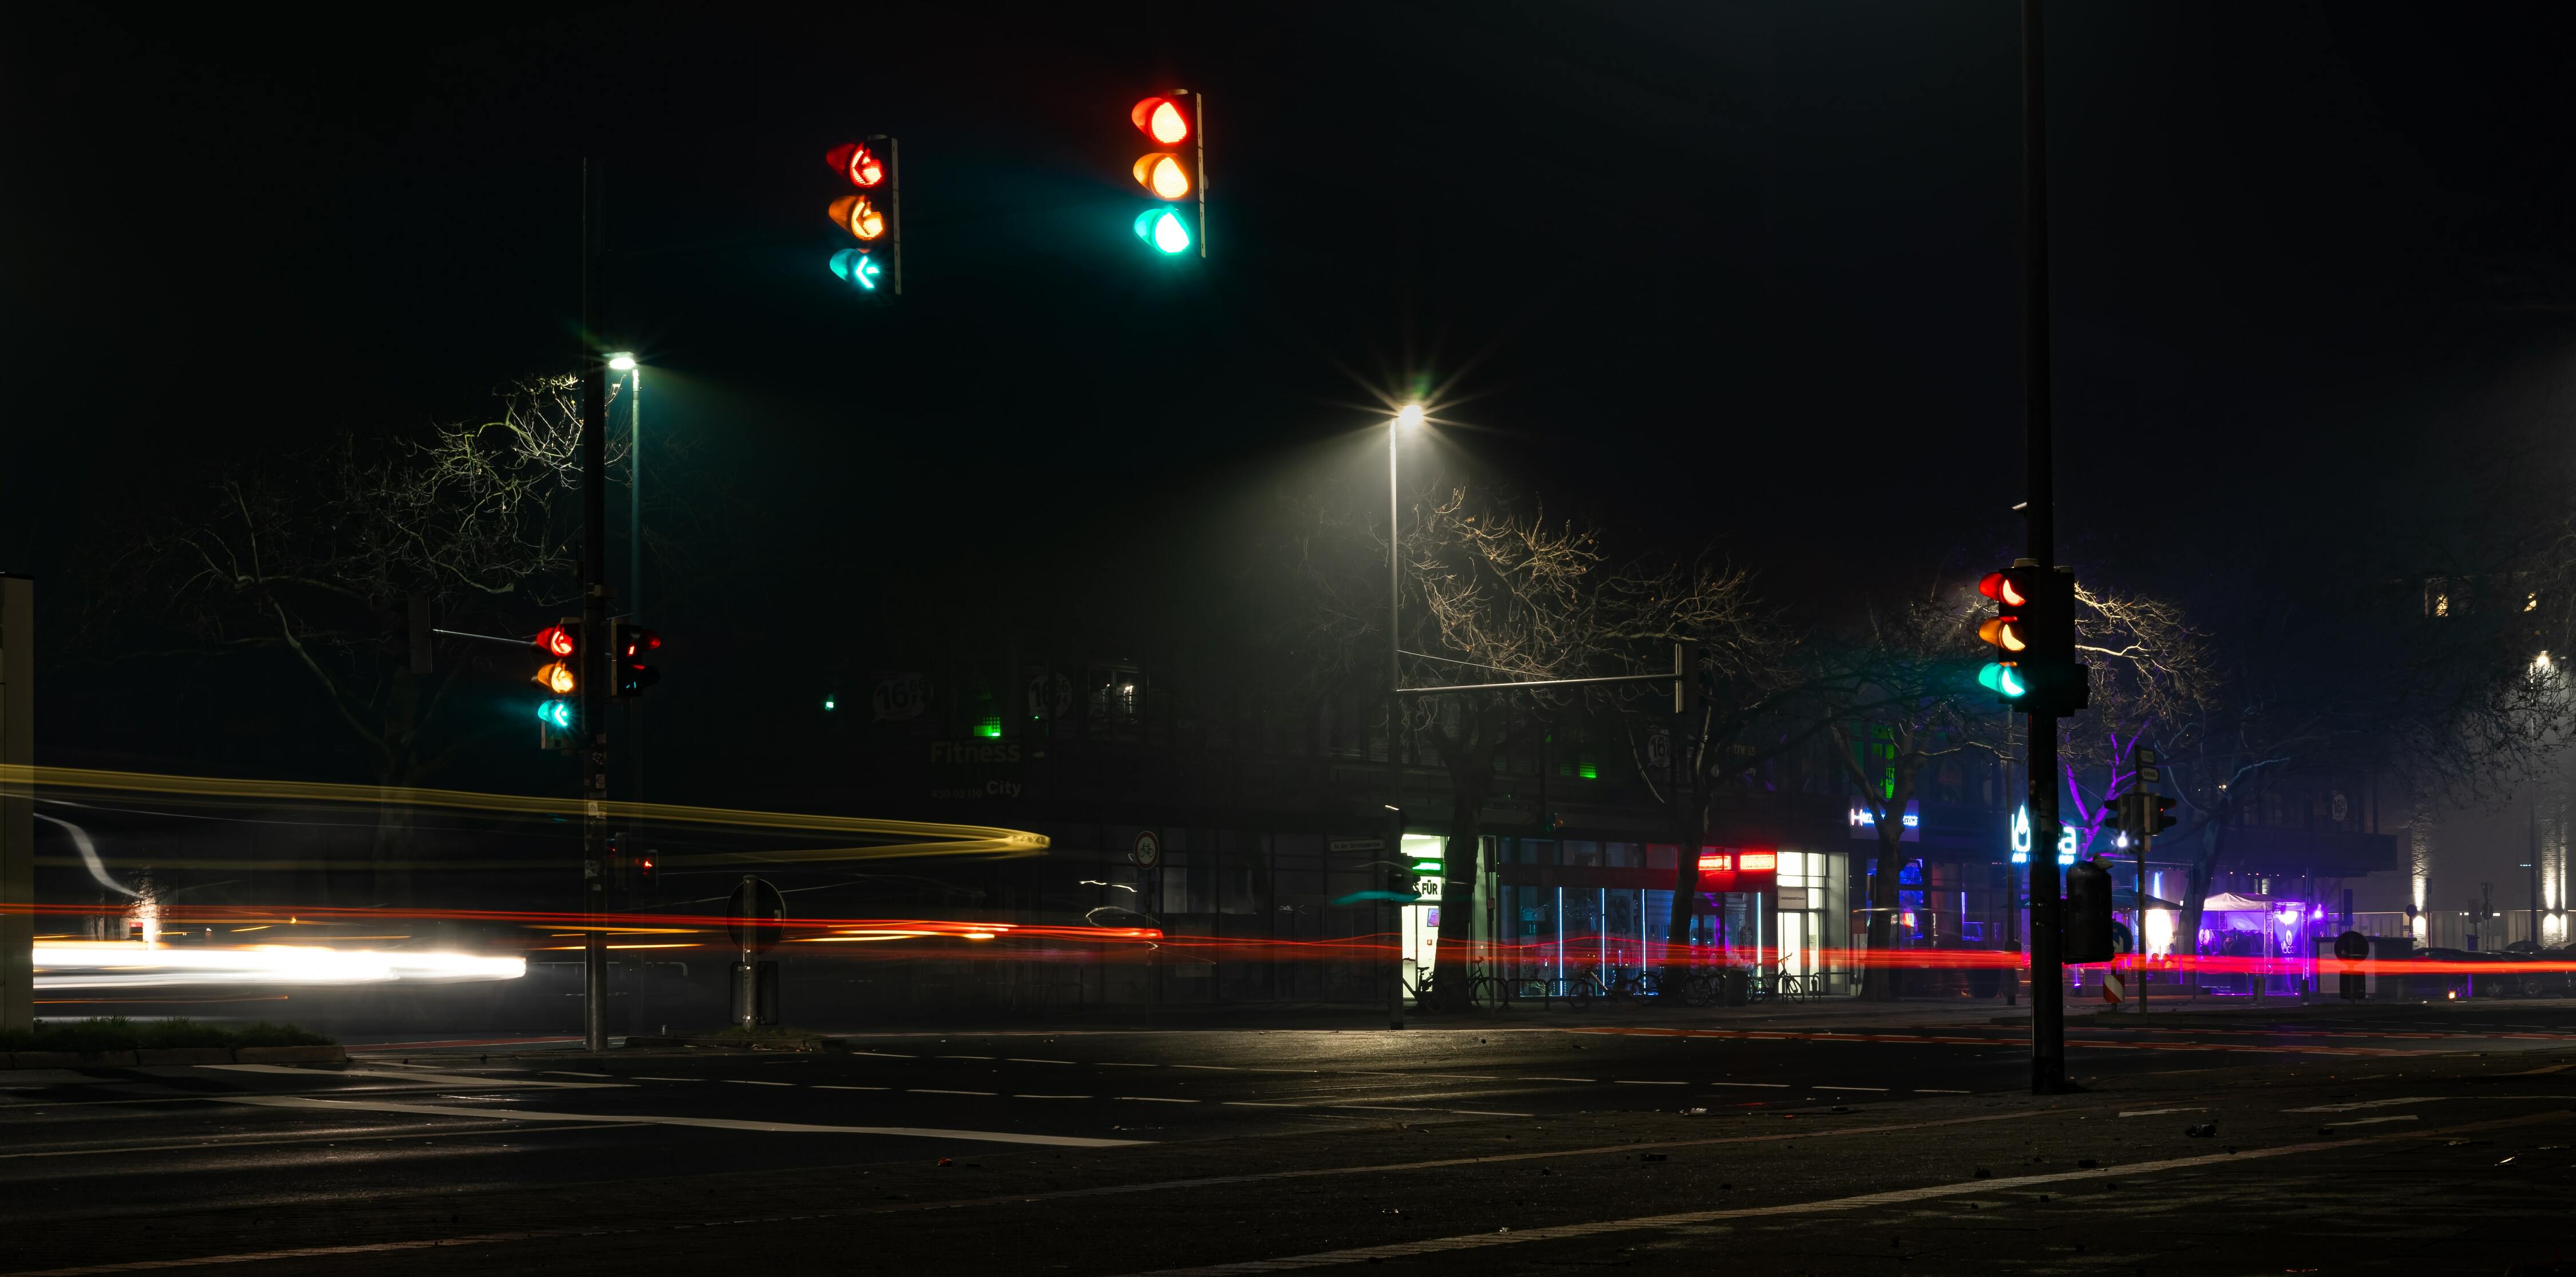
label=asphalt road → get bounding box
[7,1002,2576,1275]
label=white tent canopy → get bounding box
[2199,892,2277,912]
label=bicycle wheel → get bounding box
[1680,972,1714,1007]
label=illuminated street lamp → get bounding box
[607,352,637,373]
[1383,401,1425,1030]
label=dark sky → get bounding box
[9,2,2576,782]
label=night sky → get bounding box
[10,2,2576,838]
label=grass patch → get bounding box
[0,1017,334,1053]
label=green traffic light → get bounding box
[1133,208,1191,255]
[1978,662,2026,698]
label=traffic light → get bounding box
[1975,567,2034,703]
[610,622,661,698]
[2148,792,2176,836]
[2062,857,2115,963]
[1128,92,1203,258]
[823,137,902,296]
[1976,564,2091,715]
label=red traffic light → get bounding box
[535,624,576,658]
[619,628,662,659]
[1978,571,2026,608]
[825,142,886,188]
[1131,96,1191,145]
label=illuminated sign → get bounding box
[2007,805,2077,865]
[1848,801,1921,842]
[1698,853,1730,872]
[1737,851,1777,873]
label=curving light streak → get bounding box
[5,765,1048,862]
[33,942,525,989]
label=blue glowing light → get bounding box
[538,699,573,729]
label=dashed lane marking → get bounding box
[1008,1058,1077,1065]
[2285,1096,2447,1113]
[815,1085,888,1091]
[846,1051,913,1059]
[1120,1096,1198,1104]
[1705,1082,1788,1089]
[1614,1080,1686,1086]
[2118,1107,2206,1117]
[1517,1077,1598,1083]
[2325,1114,2419,1128]
[1813,1086,1888,1092]
[1016,1094,1093,1100]
[911,1089,996,1097]
[726,1081,795,1088]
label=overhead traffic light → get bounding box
[1128,92,1203,258]
[610,622,661,698]
[823,137,902,296]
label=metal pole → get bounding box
[626,365,644,872]
[2020,0,2067,1093]
[1386,419,1405,1030]
[579,160,612,1054]
[2138,814,2152,1017]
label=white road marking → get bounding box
[1116,1118,2554,1275]
[2325,1114,2417,1128]
[1449,1110,1532,1118]
[1016,1094,1093,1100]
[1518,1077,1598,1083]
[1705,1082,1788,1089]
[2285,1096,2447,1113]
[1120,1096,1198,1104]
[1100,1062,1159,1068]
[726,1080,795,1088]
[1009,1058,1078,1065]
[815,1085,888,1091]
[1916,1089,1970,1094]
[204,1065,623,1090]
[912,1089,996,1096]
[1615,1080,1686,1086]
[2119,1107,2206,1117]
[543,1072,615,1079]
[1172,1065,1237,1071]
[214,1095,1148,1146]
[635,1077,700,1083]
[846,1051,913,1059]
[1814,1086,1888,1092]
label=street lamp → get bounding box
[1384,403,1423,1030]
[607,352,638,373]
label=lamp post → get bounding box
[607,353,640,618]
[1386,402,1424,1030]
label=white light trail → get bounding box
[31,942,526,989]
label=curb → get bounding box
[2,1043,346,1070]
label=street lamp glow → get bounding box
[1395,404,1425,430]
[607,353,637,373]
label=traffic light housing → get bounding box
[1976,563,2091,715]
[2148,792,2176,836]
[1128,92,1203,258]
[2062,857,2116,964]
[1975,567,2036,704]
[533,619,579,745]
[822,137,902,296]
[610,622,661,698]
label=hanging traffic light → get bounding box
[821,136,902,296]
[610,622,661,698]
[1128,92,1203,258]
[1976,567,2033,703]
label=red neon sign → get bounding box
[1737,851,1778,872]
[1697,853,1730,872]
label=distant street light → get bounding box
[1396,403,1425,431]
[607,352,637,373]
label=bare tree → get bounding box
[1812,588,2000,999]
[2055,584,2221,857]
[1275,478,1777,1002]
[90,377,610,793]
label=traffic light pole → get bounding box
[2020,0,2067,1094]
[579,160,612,1055]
